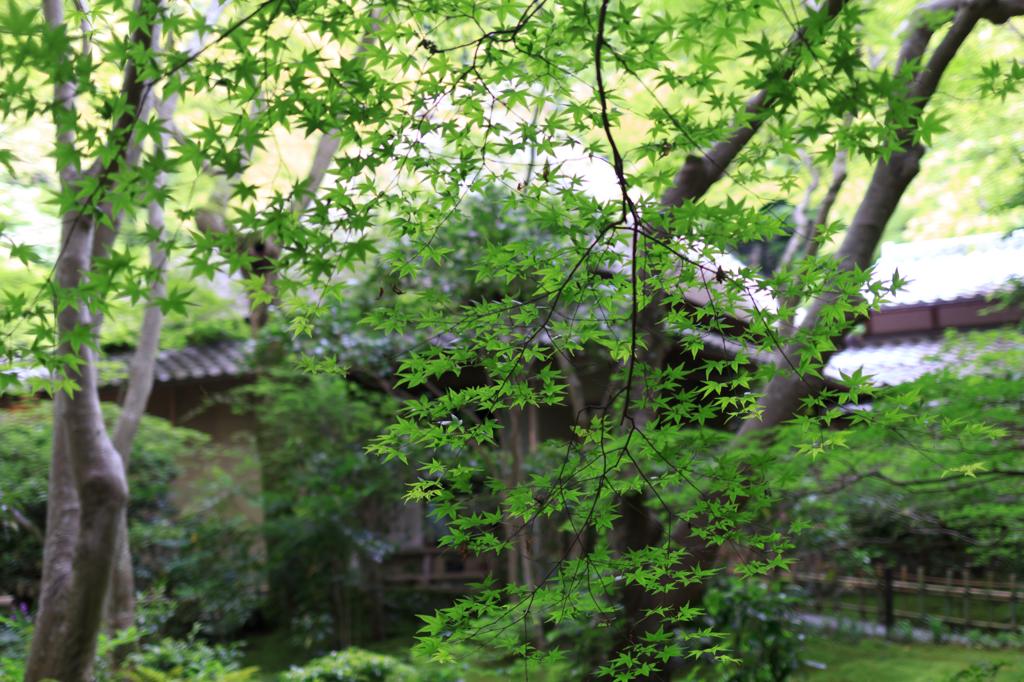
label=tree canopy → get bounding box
[4,0,1024,679]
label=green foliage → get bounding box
[5,0,1024,676]
[158,513,265,640]
[697,578,807,682]
[765,329,1024,570]
[283,649,416,682]
[0,400,266,639]
[100,273,250,352]
[888,620,914,645]
[926,616,948,645]
[119,665,261,682]
[942,661,1005,682]
[0,612,32,681]
[237,368,407,637]
[125,628,245,682]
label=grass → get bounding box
[238,630,1024,682]
[800,637,1024,681]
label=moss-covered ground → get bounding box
[241,631,1024,682]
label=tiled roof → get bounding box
[116,333,1015,392]
[874,231,1024,308]
[825,335,947,386]
[825,333,1024,387]
[102,340,254,387]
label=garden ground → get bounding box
[239,632,1024,682]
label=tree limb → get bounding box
[738,0,1021,438]
[660,0,849,207]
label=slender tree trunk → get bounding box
[103,174,170,637]
[777,146,849,335]
[26,0,162,674]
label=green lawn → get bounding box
[239,631,1024,682]
[800,638,1024,682]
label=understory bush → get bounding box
[943,661,1005,681]
[888,619,915,644]
[125,627,244,681]
[283,649,416,682]
[0,612,30,680]
[926,615,948,644]
[0,402,192,603]
[698,578,807,682]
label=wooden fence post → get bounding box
[918,566,926,623]
[946,569,953,620]
[884,565,895,631]
[963,569,971,628]
[420,553,431,587]
[858,569,866,621]
[901,565,908,614]
[832,568,841,619]
[987,571,995,626]
[1012,574,1018,631]
[876,564,885,626]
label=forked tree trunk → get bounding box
[607,2,1024,680]
[100,1,234,636]
[27,0,162,675]
[739,0,1024,437]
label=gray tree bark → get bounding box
[102,129,171,638]
[25,0,163,676]
[99,1,234,637]
[25,211,130,682]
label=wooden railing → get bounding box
[382,546,491,590]
[780,564,1022,631]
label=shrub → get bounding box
[888,619,914,644]
[0,612,31,680]
[699,578,807,682]
[978,633,1001,650]
[284,649,417,682]
[124,628,243,682]
[832,614,863,645]
[119,665,260,682]
[943,662,1004,681]
[415,662,462,682]
[925,615,947,644]
[0,402,194,602]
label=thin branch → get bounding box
[778,149,821,272]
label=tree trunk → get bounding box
[740,0,1015,437]
[631,3,1024,663]
[600,2,1024,680]
[26,0,160,674]
[25,212,130,682]
[103,184,170,637]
